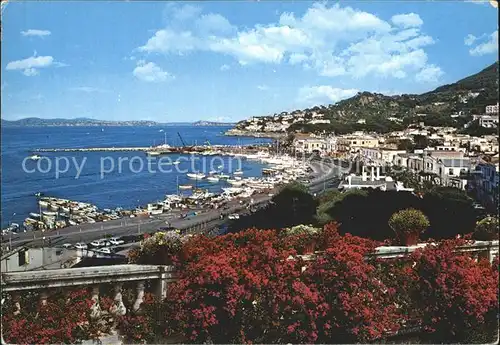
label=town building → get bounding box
[468,162,499,211]
[485,103,499,115]
[292,134,337,155]
[338,165,414,192]
[358,147,407,166]
[479,115,499,128]
[337,133,379,153]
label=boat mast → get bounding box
[177,175,179,195]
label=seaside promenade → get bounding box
[4,160,340,250]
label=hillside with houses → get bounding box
[227,62,498,137]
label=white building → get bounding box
[485,103,499,115]
[479,115,499,128]
[293,135,337,155]
[469,162,499,210]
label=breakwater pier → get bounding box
[34,144,269,154]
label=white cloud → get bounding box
[23,68,39,76]
[257,85,270,91]
[415,64,444,83]
[5,55,54,76]
[298,86,359,104]
[391,13,423,28]
[21,29,51,37]
[469,30,498,56]
[195,13,235,35]
[464,34,477,46]
[137,2,440,81]
[133,61,174,82]
[220,64,230,71]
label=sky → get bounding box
[1,1,498,123]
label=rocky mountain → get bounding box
[324,62,498,120]
[1,117,160,127]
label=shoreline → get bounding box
[3,152,313,234]
[224,129,286,139]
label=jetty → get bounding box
[33,144,269,154]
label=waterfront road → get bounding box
[4,161,341,249]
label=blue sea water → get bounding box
[1,126,271,227]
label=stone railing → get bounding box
[1,264,177,344]
[1,241,498,344]
[368,240,499,262]
[295,240,499,263]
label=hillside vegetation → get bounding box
[233,62,499,134]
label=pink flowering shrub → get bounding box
[411,238,499,341]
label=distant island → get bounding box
[1,117,160,127]
[192,120,235,126]
[0,118,236,127]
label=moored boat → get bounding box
[179,184,193,190]
[206,176,220,183]
[227,179,243,186]
[233,169,243,175]
[187,173,205,180]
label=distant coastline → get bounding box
[1,118,235,128]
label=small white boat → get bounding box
[42,211,57,217]
[179,185,193,190]
[217,165,224,169]
[29,154,41,161]
[227,179,243,186]
[29,212,41,219]
[173,160,180,165]
[187,173,205,180]
[233,169,243,175]
[209,170,217,175]
[218,174,230,179]
[147,151,161,156]
[206,176,220,183]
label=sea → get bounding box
[0,126,271,228]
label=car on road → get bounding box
[62,243,72,249]
[268,193,274,197]
[228,214,240,220]
[90,240,104,247]
[96,247,111,254]
[108,237,125,246]
[158,226,176,232]
[74,243,87,250]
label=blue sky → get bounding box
[1,1,498,122]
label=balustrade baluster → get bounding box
[12,293,21,316]
[110,283,126,316]
[90,285,101,319]
[39,291,48,306]
[133,281,145,313]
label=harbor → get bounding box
[3,151,313,237]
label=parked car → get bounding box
[74,243,87,250]
[108,237,125,246]
[228,214,240,220]
[90,240,106,247]
[96,247,111,254]
[62,243,72,249]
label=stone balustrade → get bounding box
[368,240,499,261]
[1,241,498,344]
